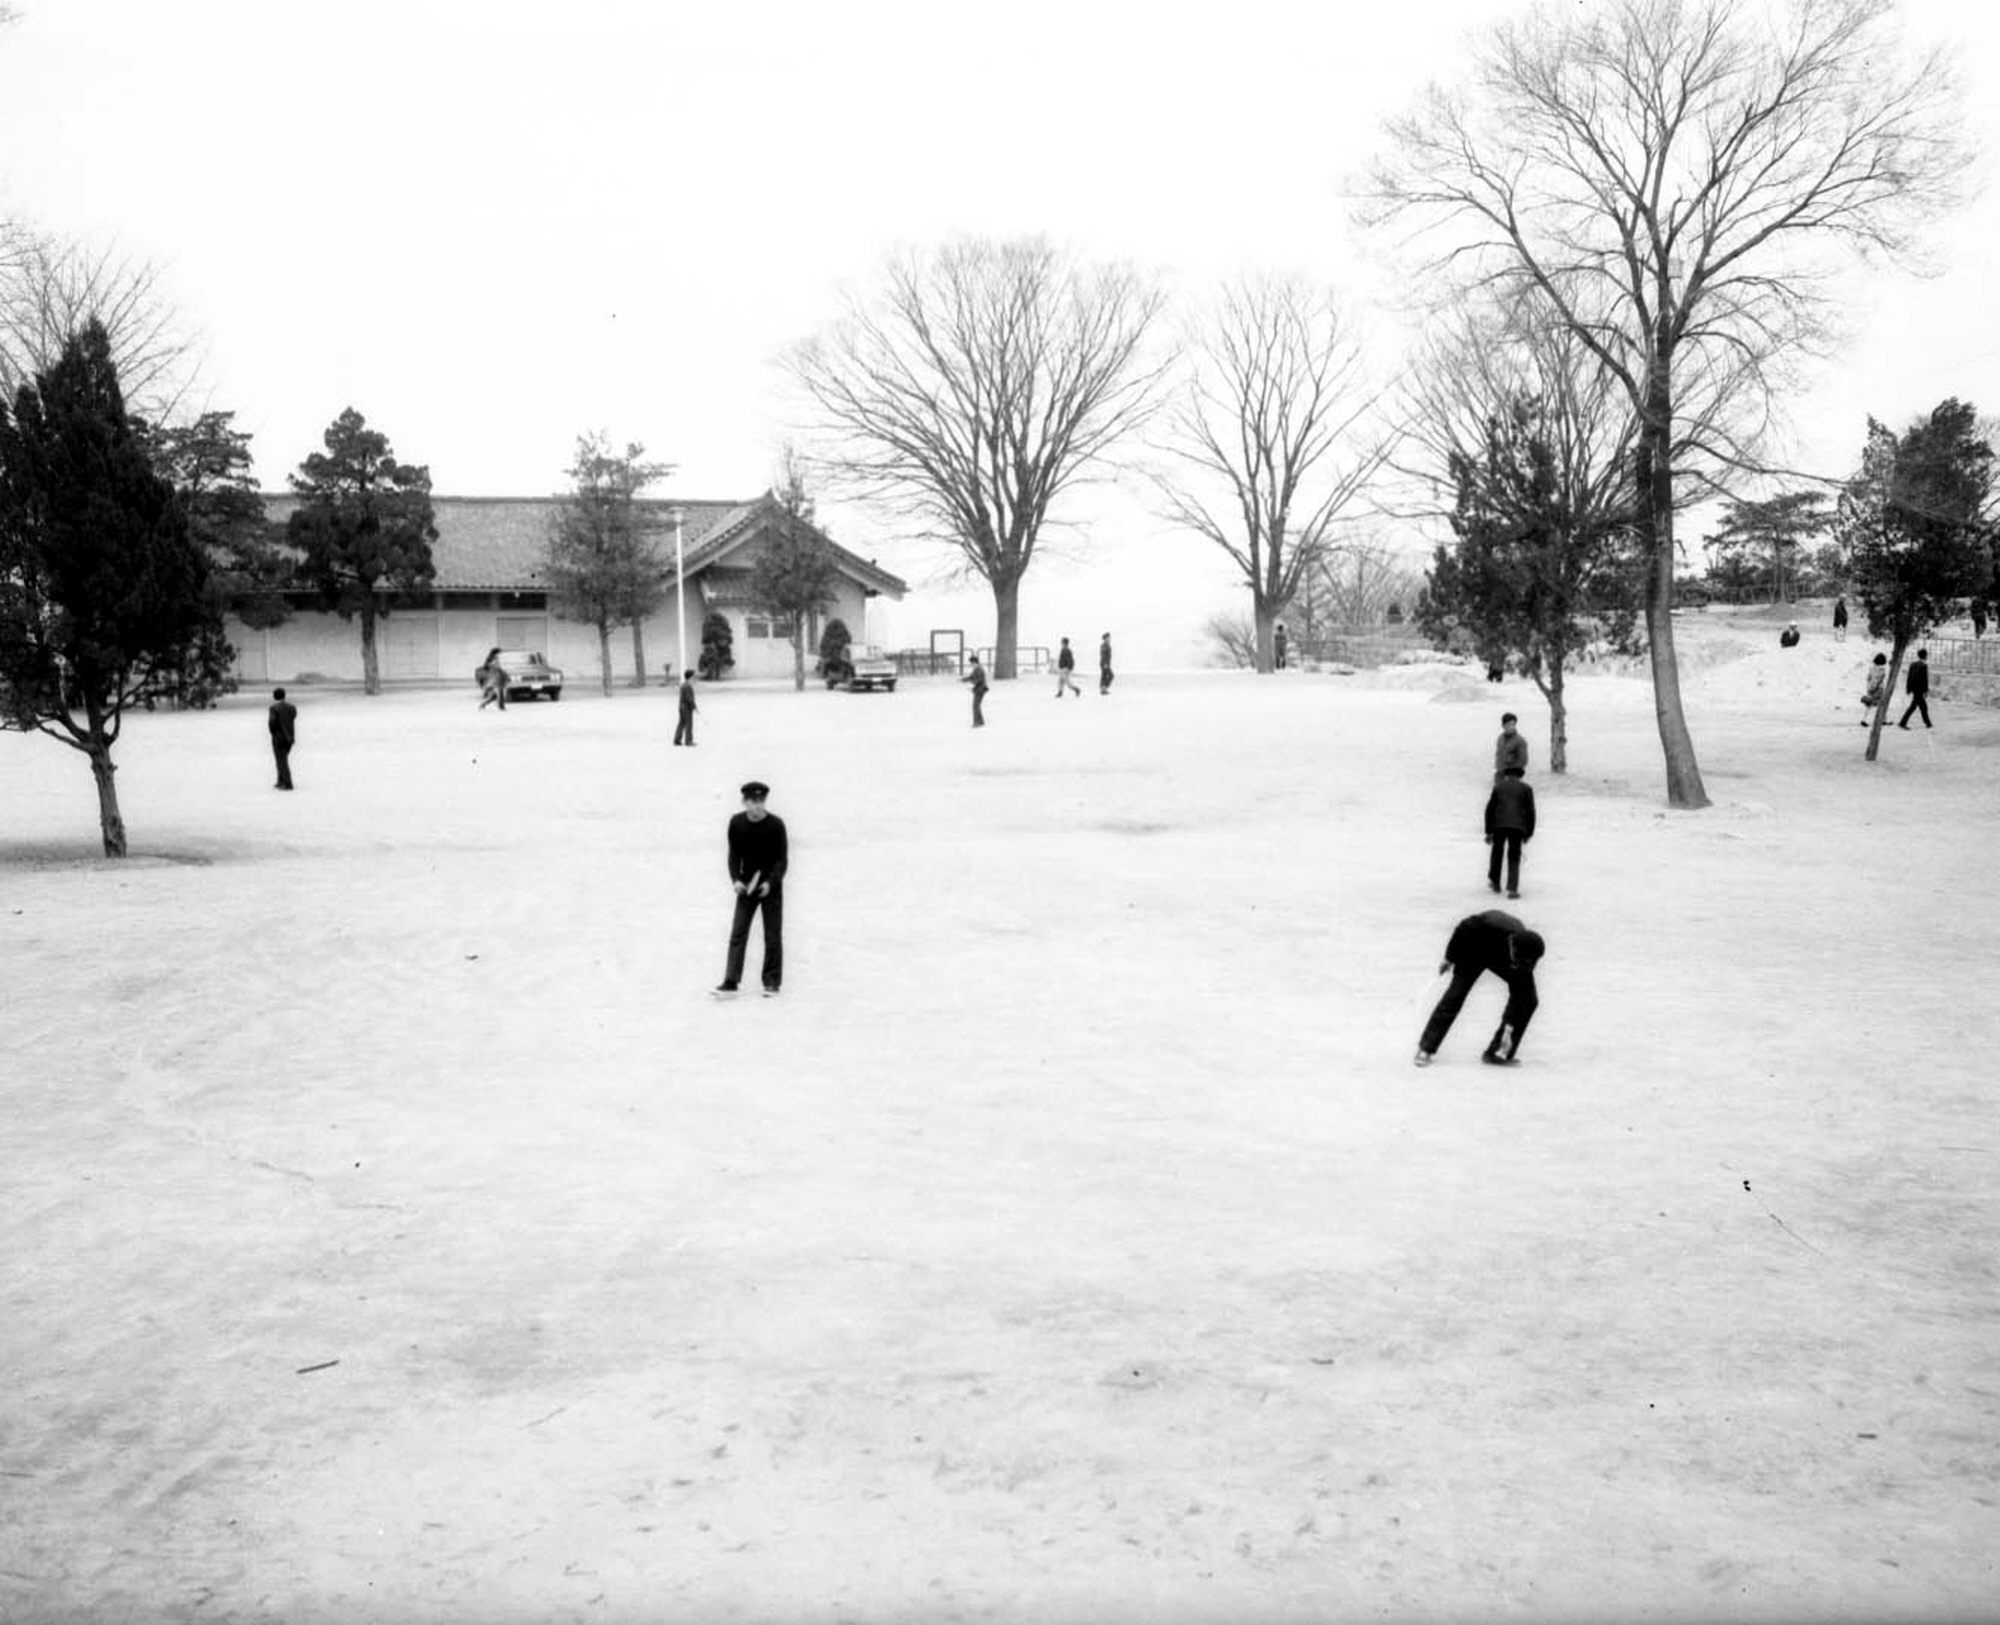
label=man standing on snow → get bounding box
[1898,648,1932,730]
[1483,766,1536,899]
[1414,909,1545,1068]
[267,687,297,791]
[965,652,988,727]
[1098,632,1115,694]
[714,781,788,999]
[1494,711,1528,780]
[673,668,698,746]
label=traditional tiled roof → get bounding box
[258,494,902,598]
[680,493,908,598]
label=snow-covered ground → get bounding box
[5,610,1996,1623]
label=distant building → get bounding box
[231,492,906,685]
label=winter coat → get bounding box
[1906,659,1929,697]
[1485,777,1536,840]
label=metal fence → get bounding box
[1918,636,2000,675]
[894,645,1053,675]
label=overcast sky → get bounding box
[3,0,1996,661]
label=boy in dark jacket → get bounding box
[714,781,789,998]
[1898,648,1932,729]
[965,653,988,727]
[1415,910,1545,1067]
[1484,766,1536,899]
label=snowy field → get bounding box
[4,612,1996,1624]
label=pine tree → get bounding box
[0,320,215,855]
[286,408,437,695]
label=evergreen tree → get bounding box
[1415,393,1641,773]
[818,616,853,684]
[139,410,287,708]
[1838,399,1995,759]
[286,407,437,695]
[698,611,734,680]
[0,320,215,855]
[1702,491,1834,605]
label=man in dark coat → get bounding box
[1898,648,1932,730]
[965,653,988,727]
[1098,633,1114,694]
[673,668,698,746]
[1483,766,1536,899]
[1415,909,1544,1067]
[714,781,788,998]
[267,687,297,791]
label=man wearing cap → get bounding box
[714,781,789,998]
[1414,908,1545,1067]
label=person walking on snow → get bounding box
[267,687,297,791]
[713,781,788,998]
[965,652,988,727]
[673,668,698,746]
[1274,622,1288,669]
[1098,632,1115,694]
[1484,766,1536,899]
[1414,910,1545,1068]
[1055,637,1082,698]
[1898,648,1932,730]
[1832,596,1849,641]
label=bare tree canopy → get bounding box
[1368,0,1973,807]
[787,236,1165,678]
[1155,276,1385,672]
[1,229,198,422]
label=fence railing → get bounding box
[893,645,1054,675]
[1918,636,2000,675]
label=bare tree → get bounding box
[787,237,1165,679]
[1201,611,1260,669]
[1310,541,1426,632]
[1369,0,1972,807]
[0,231,197,422]
[1155,276,1385,672]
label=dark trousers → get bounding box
[674,710,695,745]
[972,691,985,726]
[272,741,293,790]
[723,890,783,990]
[1420,968,1538,1060]
[1487,832,1523,893]
[1899,693,1931,728]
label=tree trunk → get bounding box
[598,622,614,697]
[630,621,648,687]
[791,630,806,692]
[1252,601,1276,673]
[88,738,127,858]
[359,604,381,695]
[1864,630,1910,763]
[1637,370,1710,809]
[990,577,1021,679]
[1543,662,1569,774]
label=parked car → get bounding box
[474,651,564,701]
[842,646,897,693]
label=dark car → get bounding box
[475,651,564,701]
